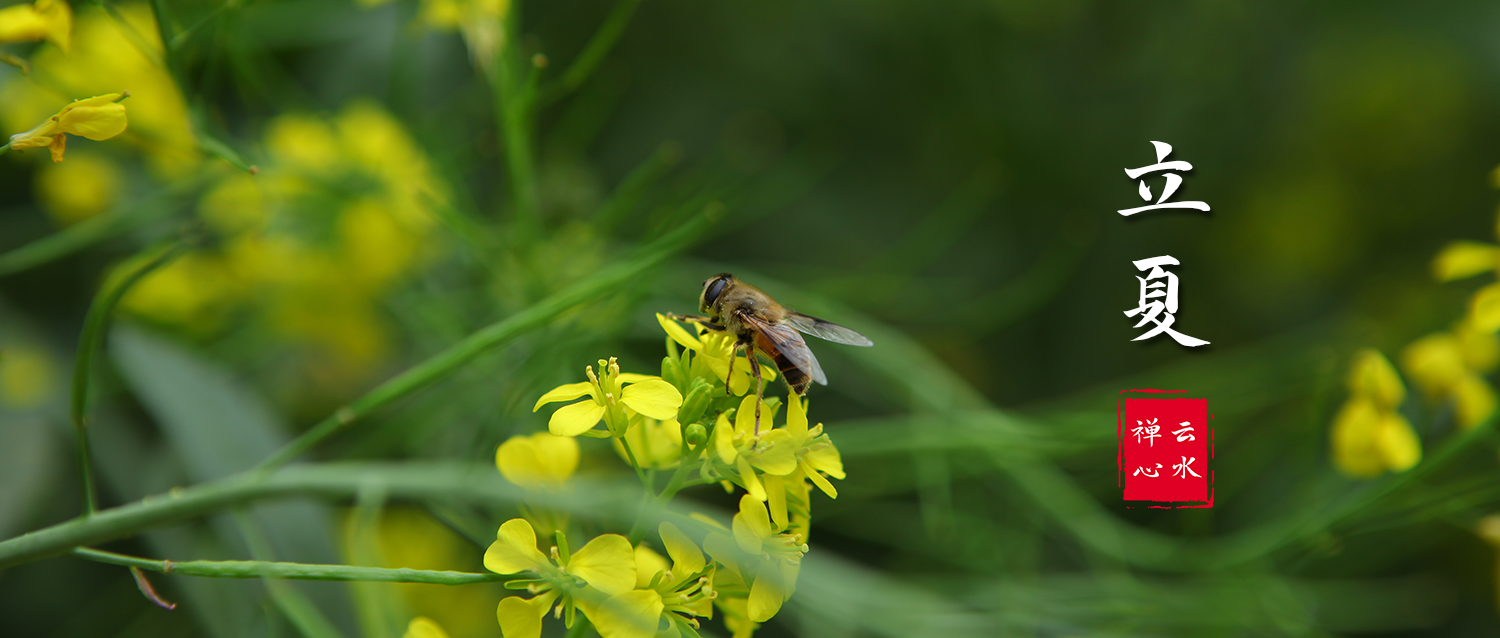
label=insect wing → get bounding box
[785,312,874,347]
[741,313,829,386]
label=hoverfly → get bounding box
[670,273,872,430]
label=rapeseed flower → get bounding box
[533,357,682,437]
[1401,321,1499,428]
[700,496,806,623]
[1330,349,1421,478]
[1,4,198,176]
[484,519,636,638]
[7,93,128,162]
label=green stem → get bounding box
[254,209,717,471]
[70,243,186,515]
[617,434,650,488]
[564,614,593,638]
[488,2,538,236]
[0,142,10,156]
[627,440,704,544]
[74,547,512,585]
[537,0,644,106]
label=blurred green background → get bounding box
[3,0,1500,635]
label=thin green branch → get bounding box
[254,208,718,471]
[537,0,644,106]
[0,142,10,156]
[0,462,650,572]
[76,548,512,585]
[71,243,186,515]
[490,37,539,236]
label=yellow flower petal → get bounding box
[56,103,127,140]
[1458,322,1500,373]
[568,534,636,596]
[746,567,785,623]
[620,379,684,420]
[584,589,664,638]
[659,522,706,576]
[1471,283,1500,332]
[763,474,788,531]
[734,394,759,437]
[736,456,765,502]
[732,494,772,553]
[496,432,579,488]
[749,429,798,476]
[1348,349,1405,409]
[403,617,451,638]
[633,544,670,588]
[617,373,655,384]
[534,381,596,411]
[549,400,606,437]
[786,394,808,440]
[803,460,839,499]
[1330,398,1386,479]
[1454,375,1497,429]
[1376,412,1421,472]
[804,442,846,480]
[496,591,557,638]
[713,413,738,464]
[657,313,703,351]
[1433,241,1500,281]
[484,519,550,575]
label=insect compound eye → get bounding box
[703,276,728,307]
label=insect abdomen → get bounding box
[753,333,812,395]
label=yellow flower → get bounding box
[0,0,71,50]
[658,313,775,396]
[533,357,683,437]
[403,617,451,638]
[1402,324,1499,429]
[1330,350,1421,478]
[36,153,119,225]
[712,393,843,525]
[2,4,198,176]
[0,344,56,409]
[8,92,128,162]
[496,432,579,489]
[484,519,638,638]
[703,495,806,623]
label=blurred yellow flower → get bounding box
[1330,349,1421,478]
[350,509,499,638]
[1,4,198,176]
[533,357,682,437]
[0,344,56,409]
[496,432,579,489]
[0,0,71,50]
[36,153,120,225]
[1402,324,1499,428]
[8,92,128,162]
[403,617,451,638]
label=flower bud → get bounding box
[684,422,708,447]
[676,377,714,425]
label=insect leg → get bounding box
[666,313,727,332]
[724,342,738,396]
[746,349,765,434]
